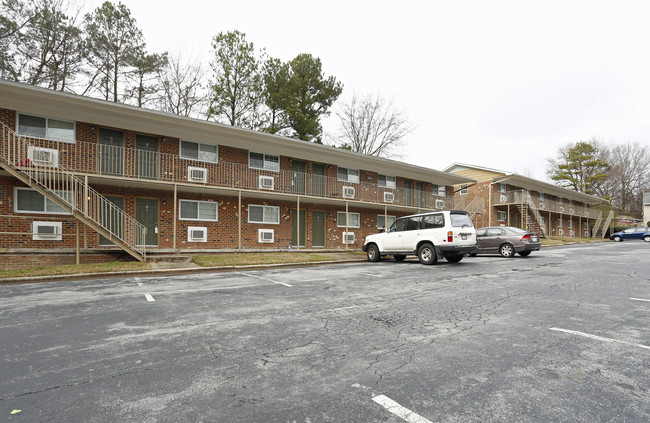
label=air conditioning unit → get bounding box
[187,226,207,242]
[569,230,575,237]
[435,199,445,209]
[343,186,355,198]
[500,195,508,203]
[188,166,207,183]
[258,229,274,243]
[33,221,62,240]
[538,202,545,209]
[584,230,589,237]
[559,207,565,213]
[28,146,58,167]
[558,229,564,236]
[342,231,355,244]
[383,192,394,203]
[258,175,274,190]
[569,208,574,215]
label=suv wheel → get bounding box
[418,243,437,265]
[499,243,515,258]
[366,244,381,262]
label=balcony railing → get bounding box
[3,136,454,210]
[493,191,600,218]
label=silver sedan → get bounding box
[472,226,542,257]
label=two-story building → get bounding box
[444,163,608,237]
[0,80,474,269]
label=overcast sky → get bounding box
[79,0,650,180]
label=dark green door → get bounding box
[312,210,325,247]
[291,161,306,194]
[312,163,326,197]
[291,209,306,247]
[136,198,158,246]
[98,128,124,176]
[136,134,158,180]
[99,196,124,246]
[405,180,413,206]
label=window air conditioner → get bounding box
[500,195,508,203]
[435,199,445,209]
[33,221,62,240]
[342,231,355,244]
[28,146,59,167]
[538,202,545,209]
[559,207,565,213]
[569,208,574,215]
[188,166,207,183]
[258,229,274,243]
[343,186,355,198]
[383,192,394,203]
[558,229,564,236]
[188,227,207,242]
[258,175,274,190]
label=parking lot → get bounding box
[1,242,649,422]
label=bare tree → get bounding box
[330,93,415,158]
[606,142,650,215]
[156,50,207,118]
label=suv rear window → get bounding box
[450,213,473,228]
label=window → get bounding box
[15,188,70,214]
[377,174,396,189]
[423,213,445,229]
[337,167,360,184]
[497,183,507,193]
[377,214,396,229]
[248,205,280,224]
[179,200,218,221]
[337,211,360,228]
[568,200,574,206]
[405,217,421,230]
[539,192,544,200]
[180,141,218,163]
[432,184,446,196]
[17,113,75,143]
[497,211,506,222]
[460,185,469,195]
[390,218,406,232]
[249,152,279,171]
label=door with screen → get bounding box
[136,134,158,179]
[98,128,124,176]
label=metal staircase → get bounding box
[591,211,604,238]
[0,122,147,262]
[600,210,615,239]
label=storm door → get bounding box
[311,163,326,197]
[291,161,306,194]
[136,134,159,180]
[98,128,124,176]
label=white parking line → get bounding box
[372,395,432,423]
[550,327,650,350]
[238,272,292,287]
[144,293,155,302]
[359,272,383,277]
[630,298,650,302]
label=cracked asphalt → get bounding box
[1,242,649,422]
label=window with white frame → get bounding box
[377,174,396,189]
[249,152,280,171]
[15,188,71,214]
[180,140,218,163]
[460,185,469,195]
[568,199,573,206]
[497,183,507,193]
[432,184,446,196]
[377,214,396,229]
[497,211,506,221]
[337,211,360,228]
[179,200,218,221]
[337,167,360,184]
[17,113,75,143]
[248,205,280,224]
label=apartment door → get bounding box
[98,196,124,246]
[312,210,325,247]
[291,209,306,247]
[415,182,425,207]
[404,180,413,206]
[311,163,326,197]
[98,128,124,176]
[136,134,158,180]
[291,161,306,194]
[135,198,158,246]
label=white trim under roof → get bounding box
[0,80,474,187]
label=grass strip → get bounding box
[193,252,337,267]
[0,261,150,279]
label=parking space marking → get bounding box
[238,272,292,287]
[630,298,650,302]
[359,272,383,277]
[372,395,432,423]
[550,327,650,350]
[144,293,155,302]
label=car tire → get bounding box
[644,236,650,242]
[469,253,478,257]
[393,254,406,262]
[418,243,437,265]
[366,244,381,262]
[499,243,515,258]
[518,251,531,257]
[446,255,463,263]
[613,236,622,242]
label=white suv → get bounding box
[363,210,478,264]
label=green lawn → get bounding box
[0,261,150,279]
[192,252,337,267]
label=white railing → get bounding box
[0,122,147,260]
[493,190,599,219]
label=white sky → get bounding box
[78,0,650,180]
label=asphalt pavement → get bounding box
[1,242,648,422]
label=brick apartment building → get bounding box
[0,80,474,269]
[444,163,609,237]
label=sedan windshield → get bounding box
[450,213,473,228]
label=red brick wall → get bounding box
[0,251,132,271]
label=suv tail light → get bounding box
[447,231,453,242]
[521,234,531,242]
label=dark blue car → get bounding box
[610,227,650,242]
